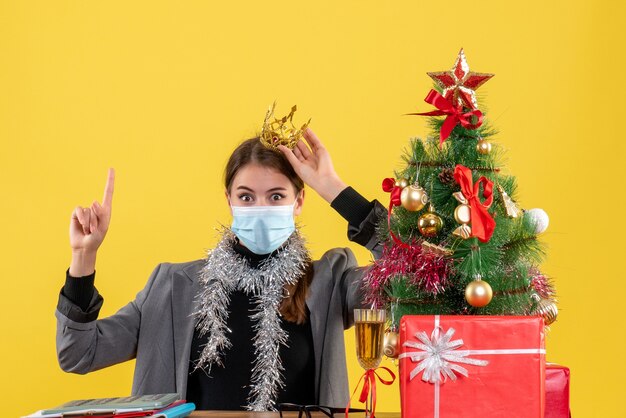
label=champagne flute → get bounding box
[354,308,386,417]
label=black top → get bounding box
[61,186,374,410]
[186,241,316,409]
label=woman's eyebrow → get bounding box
[236,186,288,193]
[236,186,255,192]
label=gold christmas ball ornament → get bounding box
[395,178,410,189]
[476,139,492,155]
[465,279,493,308]
[418,208,444,237]
[532,294,558,325]
[400,184,429,212]
[383,330,400,359]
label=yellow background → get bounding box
[1,1,624,417]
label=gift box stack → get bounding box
[363,49,570,417]
[398,316,570,418]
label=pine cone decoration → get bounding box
[438,168,455,185]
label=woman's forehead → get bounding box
[231,163,292,191]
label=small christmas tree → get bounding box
[365,49,558,336]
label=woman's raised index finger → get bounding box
[102,168,115,208]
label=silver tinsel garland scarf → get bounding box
[192,228,311,411]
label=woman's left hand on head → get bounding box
[278,128,347,203]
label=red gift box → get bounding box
[545,363,571,418]
[399,315,545,418]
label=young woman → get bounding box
[56,129,385,411]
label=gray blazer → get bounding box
[56,205,385,408]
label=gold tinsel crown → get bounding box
[260,102,310,151]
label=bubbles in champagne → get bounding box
[355,320,385,369]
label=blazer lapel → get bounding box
[306,260,327,403]
[171,261,203,396]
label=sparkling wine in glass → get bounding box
[354,308,386,417]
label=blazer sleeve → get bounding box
[346,200,386,261]
[324,200,386,330]
[339,252,370,330]
[329,186,386,261]
[55,263,165,374]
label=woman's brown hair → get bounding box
[224,137,312,324]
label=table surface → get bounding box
[190,413,400,418]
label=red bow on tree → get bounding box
[408,89,483,146]
[382,178,402,207]
[382,178,413,249]
[454,164,496,243]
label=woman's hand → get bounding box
[278,128,347,203]
[68,168,115,276]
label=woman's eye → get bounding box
[270,193,285,201]
[238,194,253,202]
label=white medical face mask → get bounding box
[230,201,297,255]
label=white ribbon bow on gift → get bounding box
[401,326,489,383]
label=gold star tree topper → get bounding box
[427,48,494,110]
[260,102,310,151]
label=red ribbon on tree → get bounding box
[382,178,414,249]
[382,178,402,207]
[345,366,396,418]
[454,164,496,243]
[408,89,484,146]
